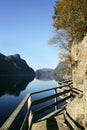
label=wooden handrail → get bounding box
[31,87,59,95]
[31,82,72,95]
[32,89,71,106]
[33,95,71,116]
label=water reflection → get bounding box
[35,76,54,81]
[0,76,34,97]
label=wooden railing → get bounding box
[0,79,83,130]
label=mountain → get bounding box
[35,68,54,80]
[52,60,68,81]
[0,53,35,78]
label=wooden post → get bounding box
[28,96,33,130]
[54,88,58,110]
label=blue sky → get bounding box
[0,0,59,70]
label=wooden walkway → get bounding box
[0,79,83,130]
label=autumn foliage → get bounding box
[53,0,87,42]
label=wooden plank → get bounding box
[72,90,80,94]
[32,89,71,106]
[1,94,30,130]
[58,79,72,84]
[58,83,72,89]
[33,95,71,116]
[72,88,83,92]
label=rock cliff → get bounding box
[66,35,87,129]
[71,36,87,91]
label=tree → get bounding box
[53,0,87,42]
[48,29,70,59]
[49,28,71,62]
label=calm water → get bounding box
[0,76,58,129]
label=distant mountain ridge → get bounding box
[52,60,67,81]
[0,53,35,77]
[36,68,54,80]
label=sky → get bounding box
[0,0,59,70]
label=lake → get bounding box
[0,77,66,130]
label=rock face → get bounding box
[71,36,87,90]
[66,35,87,129]
[0,53,35,78]
[66,90,87,129]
